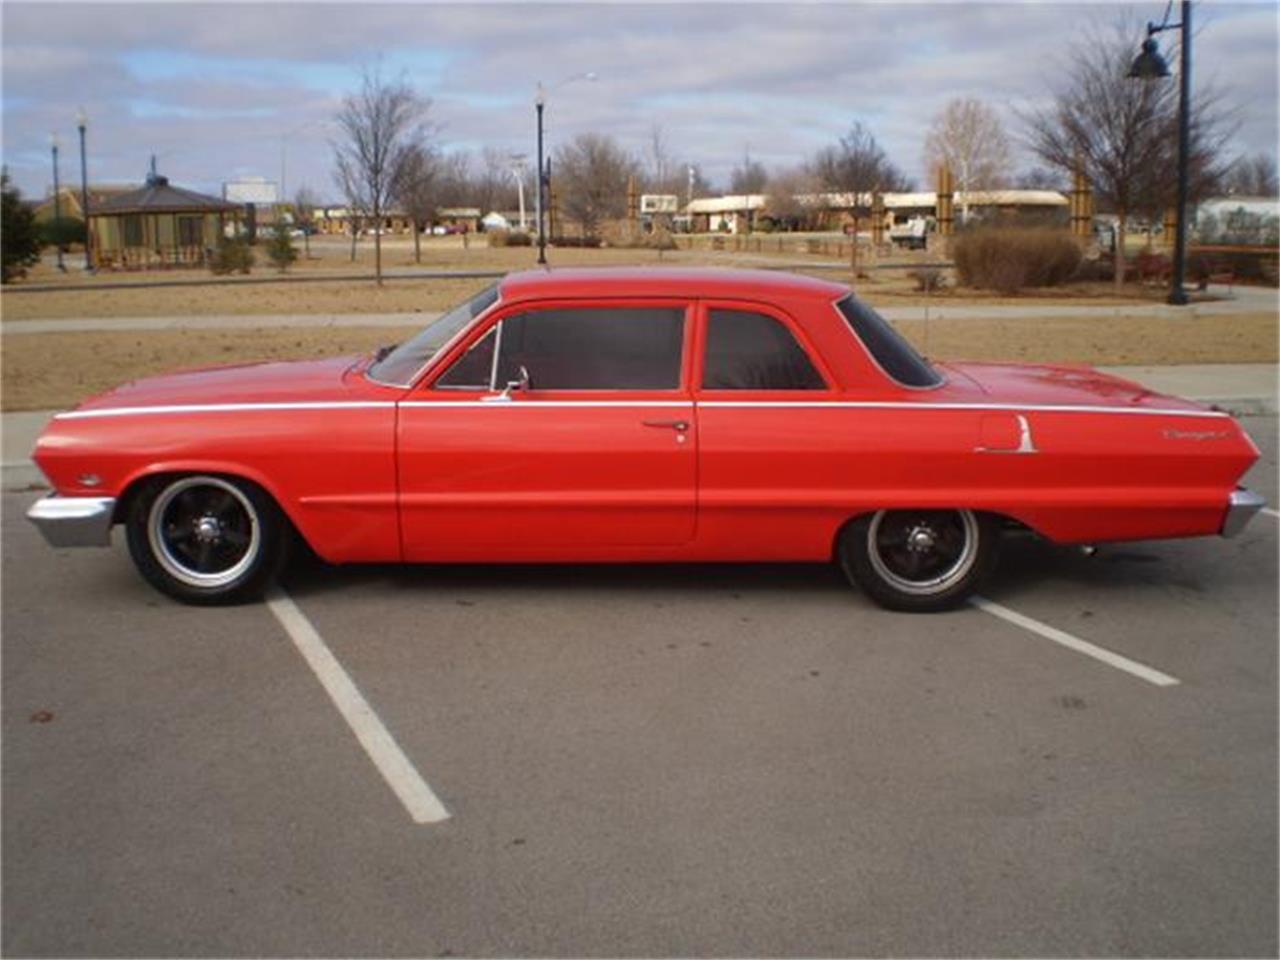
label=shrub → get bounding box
[38,216,85,250]
[265,221,298,273]
[209,236,255,275]
[487,229,532,247]
[550,236,602,248]
[953,227,1082,294]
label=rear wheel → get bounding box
[125,475,288,605]
[839,508,998,612]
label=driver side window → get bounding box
[493,307,686,390]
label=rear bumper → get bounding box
[1221,488,1267,538]
[26,495,116,547]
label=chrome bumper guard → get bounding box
[1221,488,1267,538]
[26,495,116,548]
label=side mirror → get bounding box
[486,365,531,403]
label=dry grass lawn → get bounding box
[2,236,1175,320]
[3,236,1272,411]
[4,311,1274,412]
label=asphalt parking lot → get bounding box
[3,416,1276,958]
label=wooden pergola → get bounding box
[88,167,241,270]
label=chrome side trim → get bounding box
[1221,488,1267,538]
[55,401,396,421]
[401,400,692,408]
[975,414,1039,455]
[26,496,116,547]
[51,399,1230,420]
[697,401,1230,418]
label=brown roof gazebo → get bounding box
[88,163,241,270]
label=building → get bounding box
[88,166,241,269]
[685,195,767,234]
[32,184,136,224]
[436,207,481,233]
[684,189,1069,234]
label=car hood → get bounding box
[939,361,1211,414]
[72,355,368,413]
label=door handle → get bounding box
[642,419,689,432]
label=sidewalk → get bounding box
[5,364,1274,490]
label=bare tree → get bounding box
[765,166,821,230]
[553,133,638,239]
[922,98,1013,221]
[291,186,318,259]
[1224,152,1278,196]
[811,121,913,196]
[395,143,438,264]
[647,122,672,192]
[332,64,431,284]
[1021,16,1234,289]
[1016,167,1064,191]
[729,149,768,195]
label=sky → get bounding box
[2,0,1277,203]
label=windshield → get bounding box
[367,284,501,386]
[836,294,942,389]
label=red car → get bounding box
[27,268,1266,611]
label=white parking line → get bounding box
[970,596,1181,688]
[1261,507,1279,520]
[266,589,450,824]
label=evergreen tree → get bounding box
[266,219,298,273]
[2,171,41,283]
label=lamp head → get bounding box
[76,107,88,130]
[1128,37,1171,79]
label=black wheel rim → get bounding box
[147,477,260,588]
[867,509,978,596]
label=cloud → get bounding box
[2,1,1275,200]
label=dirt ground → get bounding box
[3,311,1274,412]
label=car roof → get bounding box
[498,266,851,304]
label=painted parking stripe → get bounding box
[1262,507,1279,520]
[266,590,450,824]
[970,596,1181,688]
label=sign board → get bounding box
[641,194,679,214]
[223,178,279,205]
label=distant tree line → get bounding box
[321,19,1269,273]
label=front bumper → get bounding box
[1221,488,1267,538]
[26,496,116,547]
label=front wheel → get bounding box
[839,509,999,612]
[125,474,288,605]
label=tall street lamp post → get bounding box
[76,108,93,272]
[1129,0,1191,306]
[534,72,597,265]
[49,133,65,271]
[535,84,547,264]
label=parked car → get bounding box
[27,268,1265,610]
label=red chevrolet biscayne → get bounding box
[27,267,1266,611]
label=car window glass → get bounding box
[837,295,942,388]
[368,284,499,386]
[494,307,685,390]
[703,309,826,390]
[436,328,497,389]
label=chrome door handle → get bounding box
[642,419,689,432]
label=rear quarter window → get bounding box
[837,295,942,388]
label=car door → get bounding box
[396,298,697,561]
[691,299,846,559]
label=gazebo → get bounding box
[88,161,241,270]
